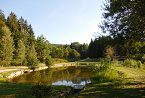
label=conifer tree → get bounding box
[16,40,25,66]
[0,10,6,30]
[27,43,39,71]
[0,26,14,66]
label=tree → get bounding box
[57,48,64,58]
[69,49,80,58]
[63,47,69,58]
[0,26,14,66]
[36,35,51,62]
[0,10,6,30]
[16,40,25,66]
[45,56,54,67]
[104,45,115,61]
[27,43,39,71]
[100,0,145,46]
[6,12,19,46]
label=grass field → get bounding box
[70,66,145,98]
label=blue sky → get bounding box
[0,0,106,44]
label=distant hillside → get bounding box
[52,44,66,47]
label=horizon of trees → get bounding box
[0,0,145,68]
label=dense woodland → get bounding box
[0,0,145,69]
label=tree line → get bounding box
[0,10,89,69]
[0,0,145,69]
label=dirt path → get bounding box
[0,67,28,73]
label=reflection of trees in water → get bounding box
[72,78,91,84]
[11,67,92,84]
[72,79,81,84]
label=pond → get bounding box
[11,66,93,86]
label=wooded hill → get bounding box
[0,0,145,68]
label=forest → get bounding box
[0,0,145,70]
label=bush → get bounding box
[131,59,137,68]
[123,59,130,67]
[92,58,119,82]
[135,53,144,61]
[123,59,138,68]
[31,83,51,98]
[137,60,142,68]
[141,54,145,64]
[92,68,119,82]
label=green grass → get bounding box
[70,66,145,98]
[0,82,71,98]
[1,61,145,97]
[81,58,100,62]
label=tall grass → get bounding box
[92,58,119,82]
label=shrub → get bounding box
[123,59,130,67]
[141,54,145,64]
[92,58,119,82]
[137,60,142,68]
[135,53,144,61]
[123,59,138,68]
[92,68,119,82]
[31,83,51,98]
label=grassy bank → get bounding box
[0,82,71,98]
[1,60,145,97]
[70,63,145,98]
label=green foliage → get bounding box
[69,49,80,58]
[63,47,69,58]
[0,10,6,30]
[104,45,115,61]
[36,35,51,62]
[11,59,21,66]
[88,36,113,58]
[0,26,14,67]
[137,60,142,68]
[45,56,54,67]
[66,58,79,62]
[141,54,145,64]
[123,59,130,67]
[31,83,51,98]
[100,0,145,45]
[15,40,25,66]
[135,53,144,61]
[50,46,64,58]
[123,59,143,68]
[27,43,39,71]
[92,58,119,82]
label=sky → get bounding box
[0,0,106,45]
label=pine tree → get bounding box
[27,43,39,71]
[0,10,6,30]
[16,40,25,66]
[0,26,14,66]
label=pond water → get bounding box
[11,66,93,86]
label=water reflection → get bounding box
[52,79,91,86]
[11,66,92,86]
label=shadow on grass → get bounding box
[71,78,145,98]
[0,82,33,98]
